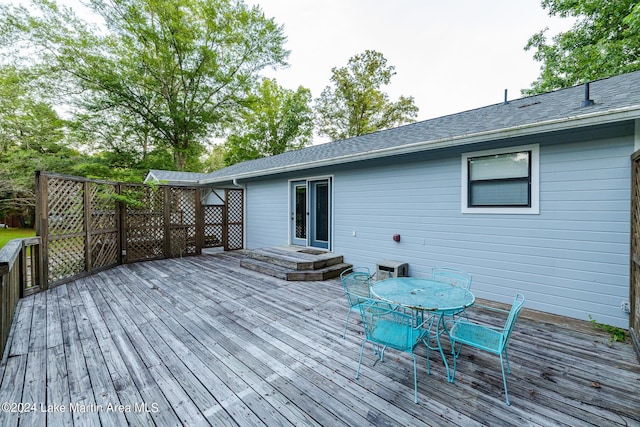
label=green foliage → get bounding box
[314,50,419,141]
[588,315,626,343]
[1,0,289,171]
[202,144,227,172]
[525,0,640,95]
[0,64,83,225]
[223,78,313,166]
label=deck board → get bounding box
[0,252,639,426]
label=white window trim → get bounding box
[461,144,539,214]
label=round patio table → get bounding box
[371,277,475,382]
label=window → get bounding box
[462,144,539,214]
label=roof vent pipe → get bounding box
[503,89,508,105]
[581,82,595,107]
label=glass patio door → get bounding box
[290,179,331,249]
[290,181,307,246]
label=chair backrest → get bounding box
[340,267,371,307]
[432,267,472,290]
[358,299,417,351]
[501,293,525,349]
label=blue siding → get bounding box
[245,180,289,248]
[242,134,633,328]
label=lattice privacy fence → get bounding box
[630,151,640,359]
[36,172,243,288]
[202,188,243,251]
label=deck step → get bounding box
[245,247,344,270]
[239,246,351,281]
[240,258,352,281]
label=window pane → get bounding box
[470,152,529,180]
[314,183,329,241]
[470,180,529,206]
[295,186,306,239]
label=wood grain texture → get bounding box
[0,252,638,426]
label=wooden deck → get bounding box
[0,252,638,426]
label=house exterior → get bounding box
[147,71,640,329]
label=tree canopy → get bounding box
[1,0,289,171]
[525,0,640,94]
[0,65,81,226]
[223,78,313,166]
[314,50,418,141]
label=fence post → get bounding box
[195,189,204,255]
[83,181,92,274]
[35,171,49,290]
[163,186,171,258]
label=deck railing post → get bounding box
[83,181,92,274]
[35,171,50,290]
[222,190,229,250]
[163,186,171,258]
[195,190,204,255]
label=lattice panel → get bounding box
[48,237,85,284]
[204,225,223,247]
[632,157,640,336]
[227,190,243,223]
[124,185,165,262]
[227,224,243,250]
[90,231,119,269]
[126,227,164,261]
[168,188,196,256]
[203,205,223,247]
[47,178,84,236]
[226,189,243,250]
[170,188,196,225]
[89,182,118,231]
[169,228,197,257]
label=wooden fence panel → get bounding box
[631,150,640,360]
[122,184,165,263]
[45,176,86,285]
[226,189,244,251]
[88,181,120,272]
[36,172,244,287]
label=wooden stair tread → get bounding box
[240,255,351,281]
[244,246,344,271]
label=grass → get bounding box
[0,228,36,250]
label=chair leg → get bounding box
[449,341,463,384]
[499,353,510,405]
[343,310,352,339]
[422,338,431,374]
[355,339,367,380]
[411,353,419,404]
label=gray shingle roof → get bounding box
[151,71,640,186]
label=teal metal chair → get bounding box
[432,267,472,290]
[356,299,429,403]
[340,267,372,338]
[432,267,472,319]
[447,293,525,405]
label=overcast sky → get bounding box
[250,0,575,127]
[14,0,576,144]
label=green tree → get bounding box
[525,0,640,95]
[314,50,418,141]
[1,0,289,171]
[223,78,313,165]
[202,143,227,172]
[0,66,82,226]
